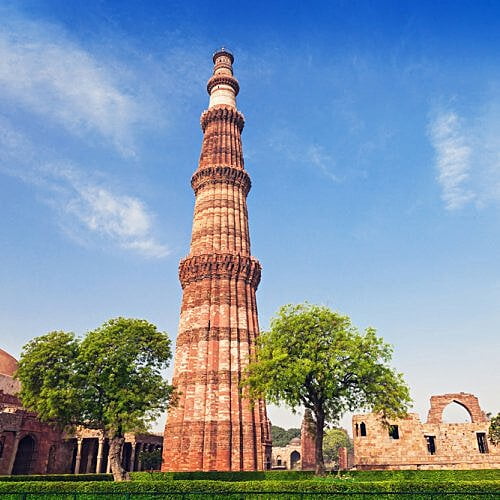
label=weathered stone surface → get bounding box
[300,409,316,470]
[0,349,18,377]
[162,49,272,472]
[353,393,500,470]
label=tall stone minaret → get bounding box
[162,49,272,471]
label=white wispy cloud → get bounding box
[429,111,474,210]
[267,128,338,182]
[0,14,144,156]
[52,166,170,258]
[429,100,500,211]
[0,116,169,258]
[0,8,177,258]
[307,144,339,182]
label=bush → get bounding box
[0,474,112,482]
[344,469,500,482]
[131,470,316,481]
[130,468,500,482]
[0,479,498,494]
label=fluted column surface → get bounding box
[162,50,272,472]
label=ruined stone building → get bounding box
[271,437,302,470]
[162,49,272,471]
[353,393,500,470]
[270,411,316,470]
[0,348,161,475]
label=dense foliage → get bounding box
[270,425,301,447]
[0,474,112,482]
[2,469,499,483]
[139,449,162,471]
[15,318,174,481]
[130,469,500,482]
[488,413,500,446]
[0,478,498,497]
[131,470,316,481]
[244,303,411,474]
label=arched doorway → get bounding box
[290,450,301,470]
[12,435,36,475]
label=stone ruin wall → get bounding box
[353,393,500,470]
[300,409,316,470]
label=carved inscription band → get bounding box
[176,327,256,347]
[179,253,261,289]
[206,75,240,97]
[191,166,251,195]
[201,107,245,132]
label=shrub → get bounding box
[130,468,500,482]
[0,474,112,482]
[0,479,498,494]
[131,470,316,481]
[343,469,500,482]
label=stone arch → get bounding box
[442,401,472,423]
[12,434,36,475]
[290,450,301,470]
[426,393,487,424]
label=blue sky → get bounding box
[1,0,499,431]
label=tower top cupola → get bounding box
[207,47,239,108]
[212,47,234,64]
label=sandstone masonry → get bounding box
[162,49,272,471]
[353,393,500,470]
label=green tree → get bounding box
[16,318,174,481]
[323,427,353,465]
[243,303,411,475]
[139,449,162,472]
[489,413,500,446]
[270,425,301,447]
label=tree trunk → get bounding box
[314,409,326,476]
[109,435,130,481]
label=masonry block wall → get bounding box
[0,372,70,475]
[353,393,500,470]
[162,49,272,471]
[300,409,316,470]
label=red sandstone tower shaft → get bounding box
[162,49,272,471]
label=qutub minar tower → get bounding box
[162,49,272,471]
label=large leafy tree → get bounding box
[489,413,500,446]
[243,303,411,475]
[323,428,353,465]
[16,318,174,481]
[270,425,301,447]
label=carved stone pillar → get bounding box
[6,432,20,475]
[135,442,142,471]
[96,437,105,473]
[128,441,136,472]
[74,438,83,474]
[106,444,111,474]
